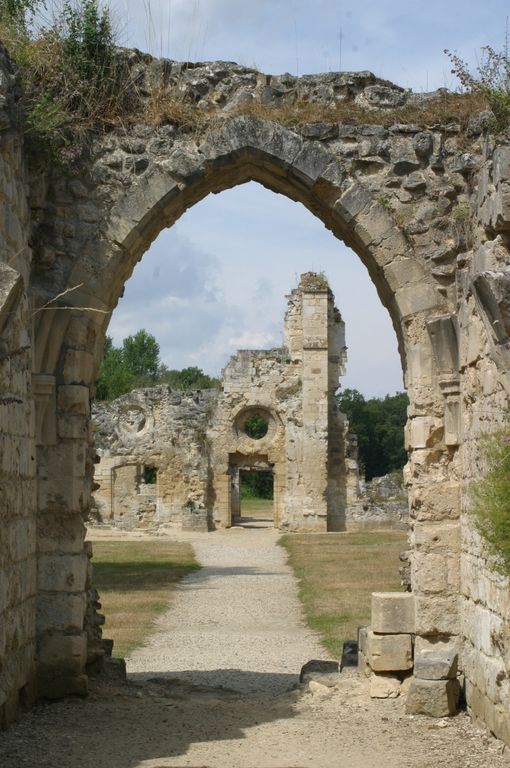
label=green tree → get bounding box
[337,388,408,480]
[0,0,44,22]
[122,329,160,383]
[62,0,114,84]
[95,336,136,400]
[159,365,220,390]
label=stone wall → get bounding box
[346,472,408,530]
[456,149,510,742]
[93,386,215,528]
[0,45,37,725]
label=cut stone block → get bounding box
[371,592,415,634]
[405,677,460,717]
[414,651,458,680]
[358,626,369,656]
[367,631,413,672]
[370,672,401,699]
[300,659,340,687]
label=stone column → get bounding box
[35,377,91,697]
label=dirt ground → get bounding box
[1,670,508,768]
[1,527,509,768]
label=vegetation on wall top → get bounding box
[0,0,508,164]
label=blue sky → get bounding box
[105,0,505,396]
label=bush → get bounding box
[0,0,132,160]
[470,426,510,577]
[445,34,510,132]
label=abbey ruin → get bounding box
[92,273,366,533]
[2,40,510,743]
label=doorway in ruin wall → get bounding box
[230,461,276,529]
[28,110,458,699]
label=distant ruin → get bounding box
[92,273,361,532]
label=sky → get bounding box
[102,0,507,397]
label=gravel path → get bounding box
[128,527,327,694]
[2,529,510,768]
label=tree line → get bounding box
[336,388,408,480]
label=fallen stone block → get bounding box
[414,651,458,680]
[371,592,415,634]
[308,680,334,698]
[367,631,413,672]
[405,677,460,717]
[370,672,401,698]
[300,659,340,687]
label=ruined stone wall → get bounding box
[1,46,510,739]
[92,275,349,532]
[455,148,510,742]
[93,386,216,528]
[0,45,37,725]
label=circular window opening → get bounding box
[243,413,269,440]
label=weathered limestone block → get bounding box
[414,595,460,636]
[411,551,460,595]
[300,659,340,687]
[367,631,413,672]
[37,554,88,593]
[405,677,460,717]
[414,651,458,680]
[57,385,90,416]
[370,672,401,698]
[410,481,460,522]
[371,592,415,634]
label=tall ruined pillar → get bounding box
[301,277,330,529]
[283,272,347,531]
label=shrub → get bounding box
[445,32,510,132]
[0,0,131,159]
[470,426,510,577]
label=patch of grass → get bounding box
[236,90,489,132]
[240,497,274,519]
[279,531,407,658]
[90,539,200,657]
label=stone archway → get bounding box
[2,49,510,740]
[28,113,451,700]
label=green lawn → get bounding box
[240,497,274,518]
[90,539,200,657]
[279,530,407,658]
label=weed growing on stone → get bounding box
[0,0,135,159]
[470,428,510,577]
[445,29,510,132]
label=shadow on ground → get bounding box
[0,672,303,768]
